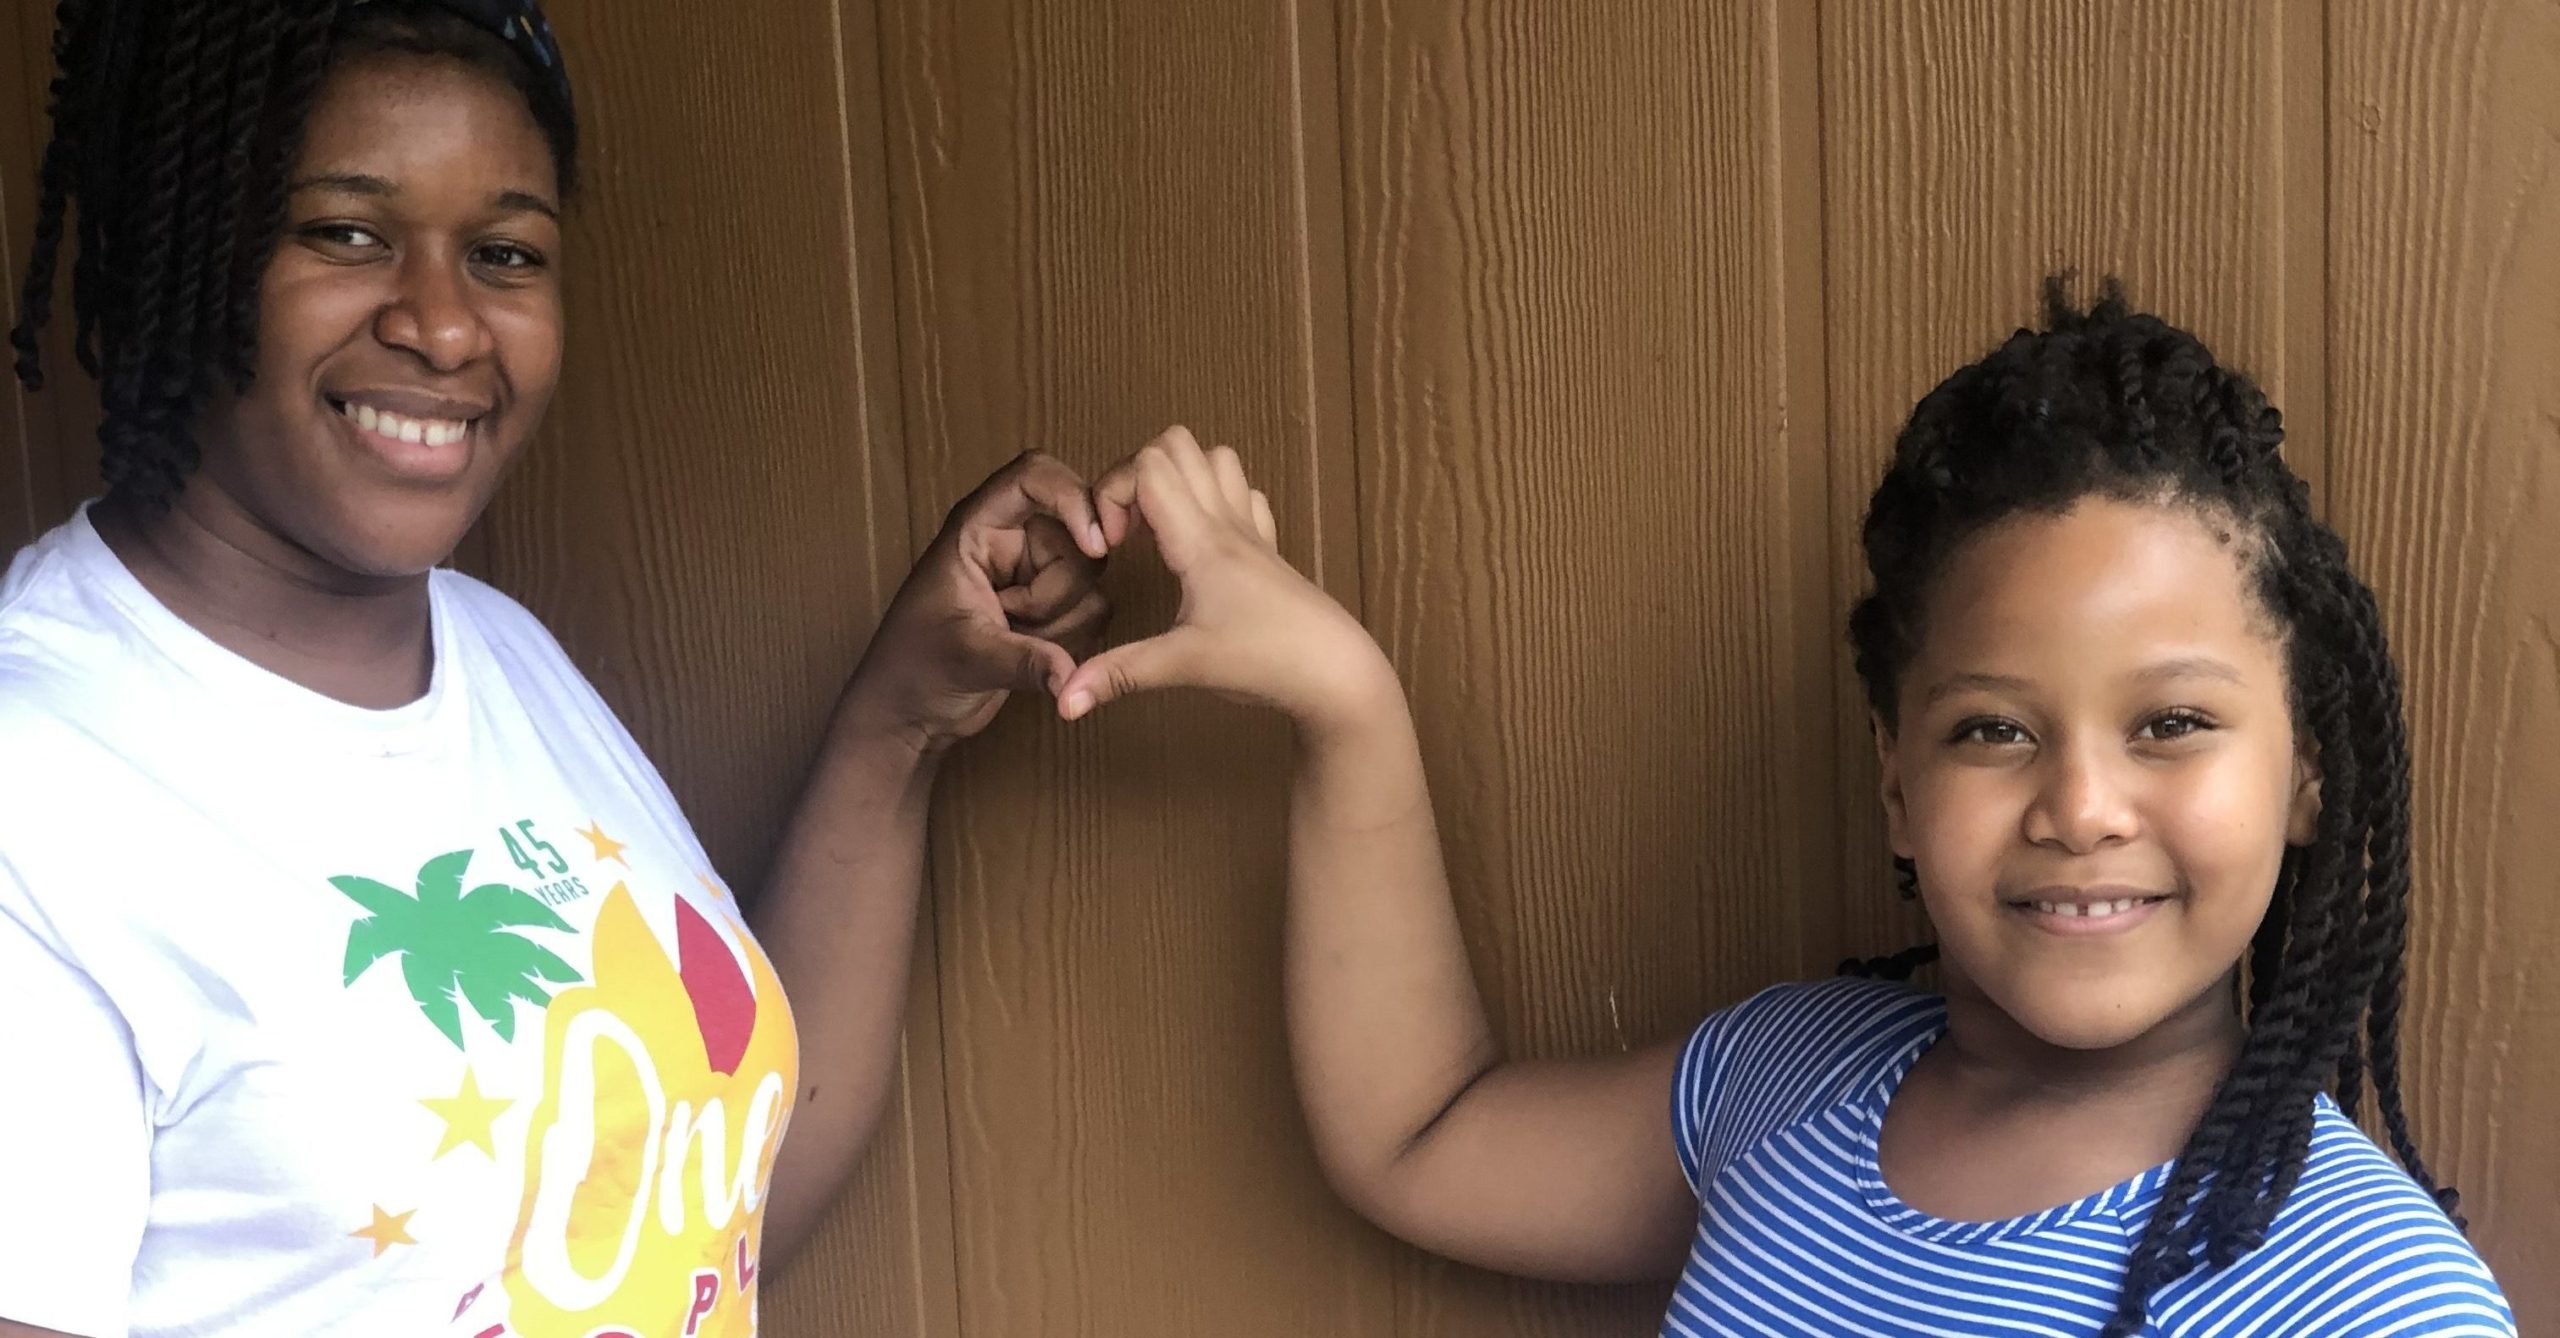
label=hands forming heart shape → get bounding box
[840,426,1397,757]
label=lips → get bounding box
[2004,886,2173,936]
[324,390,491,481]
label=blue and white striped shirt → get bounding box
[1663,978,2514,1337]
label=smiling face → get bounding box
[1878,497,2321,1052]
[184,49,564,580]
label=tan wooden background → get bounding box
[5,1,2554,1333]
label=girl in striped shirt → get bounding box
[1062,280,2515,1336]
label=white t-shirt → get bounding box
[0,509,799,1338]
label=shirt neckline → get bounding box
[1849,1014,2177,1245]
[63,502,468,755]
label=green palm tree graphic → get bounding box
[333,849,584,1049]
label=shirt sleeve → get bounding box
[1668,1009,1725,1195]
[1667,978,1945,1199]
[0,877,150,1338]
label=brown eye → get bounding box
[472,240,545,271]
[2138,710,2215,742]
[302,222,386,254]
[1953,718,2030,747]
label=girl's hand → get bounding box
[1059,426,1394,731]
[842,451,1112,754]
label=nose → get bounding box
[2021,736,2141,854]
[373,248,493,373]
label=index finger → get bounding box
[1093,453,1148,550]
[1095,425,1207,549]
[951,451,1107,559]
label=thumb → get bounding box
[958,619,1077,697]
[1056,632,1197,721]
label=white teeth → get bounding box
[336,399,471,446]
[2028,897,2150,919]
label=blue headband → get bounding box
[343,0,572,123]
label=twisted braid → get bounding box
[166,3,244,396]
[1841,277,2460,1335]
[232,0,342,391]
[94,0,211,501]
[10,1,91,391]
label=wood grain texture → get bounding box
[2324,1,2560,1325]
[465,2,956,1333]
[872,0,1383,1332]
[1815,0,2321,958]
[1,0,34,550]
[1336,2,1829,1331]
[3,0,95,549]
[5,0,2555,1328]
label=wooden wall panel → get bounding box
[3,0,94,551]
[870,0,1386,1333]
[471,2,955,1333]
[4,0,2555,1330]
[1,0,34,553]
[1335,0,1829,1331]
[1815,0,2324,957]
[2325,1,2560,1327]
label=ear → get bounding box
[2285,740,2323,846]
[1874,713,1915,858]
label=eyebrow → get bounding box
[289,172,560,221]
[2132,654,2249,687]
[1920,655,2251,708]
[1921,672,2032,709]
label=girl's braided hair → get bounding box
[1843,277,2458,1336]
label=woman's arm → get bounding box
[752,452,1109,1266]
[1061,428,1696,1282]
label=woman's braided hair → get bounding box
[1843,277,2458,1336]
[10,0,576,508]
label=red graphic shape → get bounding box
[675,897,756,1076]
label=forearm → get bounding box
[747,696,938,1267]
[1282,666,1695,1281]
[1282,673,1503,1216]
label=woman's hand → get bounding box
[1057,427,1396,733]
[841,451,1112,755]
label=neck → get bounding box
[92,487,436,709]
[1933,970,2244,1112]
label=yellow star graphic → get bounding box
[351,1204,417,1257]
[420,1068,512,1159]
[578,820,630,868]
[699,872,730,902]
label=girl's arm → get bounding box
[753,453,1110,1267]
[1062,428,1697,1282]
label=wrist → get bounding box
[825,677,948,784]
[1289,646,1410,751]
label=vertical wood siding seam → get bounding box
[849,0,969,1329]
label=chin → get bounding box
[310,496,485,578]
[1998,986,2174,1052]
